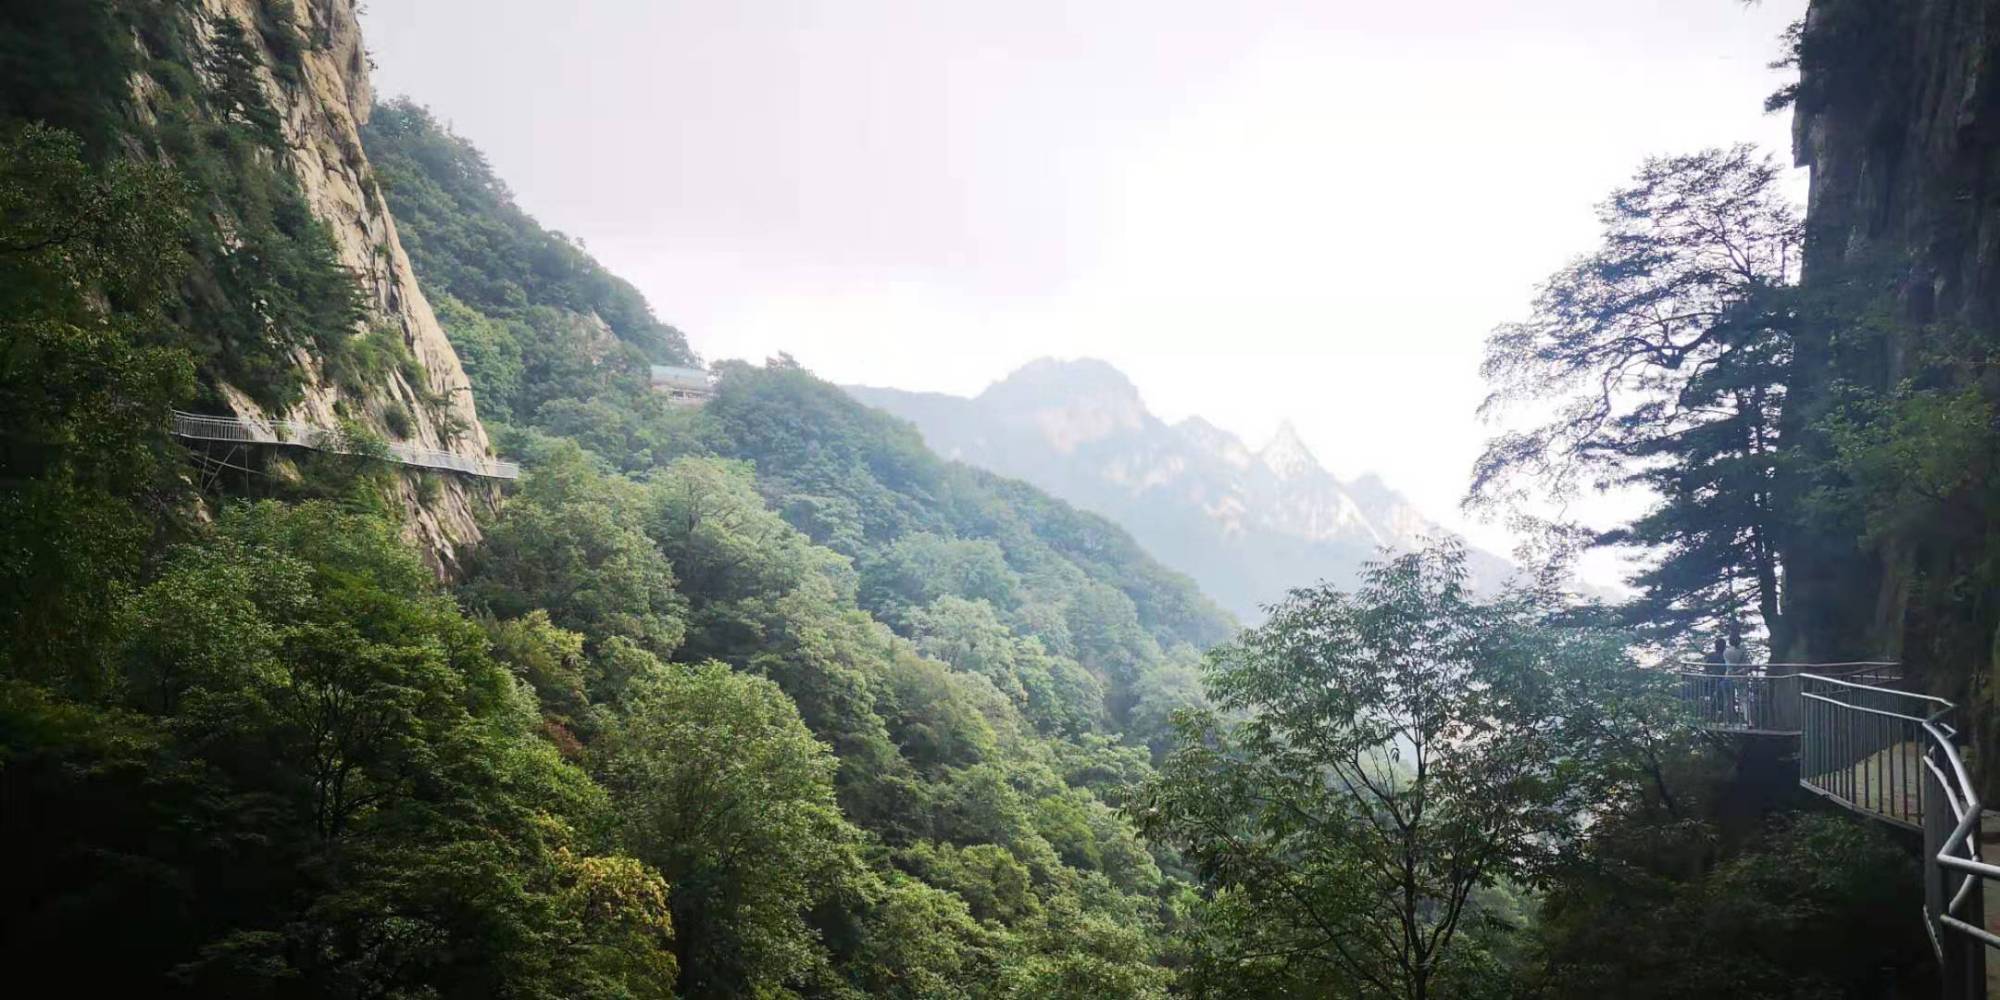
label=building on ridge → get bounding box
[650,365,714,406]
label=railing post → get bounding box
[1927,752,1985,1000]
[1963,864,1988,1000]
[1926,758,1953,993]
[1808,692,1824,792]
[1956,736,1986,1000]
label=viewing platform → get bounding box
[1671,661,1998,996]
[1671,662,1903,737]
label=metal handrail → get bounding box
[1669,656,1995,991]
[1798,671,1953,717]
[1669,661,1908,733]
[1674,660,1905,682]
[1796,673,1990,995]
[170,409,519,480]
[1671,671,1808,733]
[1674,660,1905,669]
[1800,691,1942,723]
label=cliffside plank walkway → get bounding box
[1673,664,1998,997]
[170,410,519,480]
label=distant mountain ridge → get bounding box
[847,358,1514,620]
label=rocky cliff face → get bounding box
[169,0,497,572]
[1787,1,2000,697]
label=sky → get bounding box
[360,0,1807,576]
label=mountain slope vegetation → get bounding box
[360,98,1239,995]
[3,2,1231,995]
[0,1,1948,997]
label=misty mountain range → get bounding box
[848,358,1515,621]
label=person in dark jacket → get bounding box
[1704,636,1729,720]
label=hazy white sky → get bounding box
[361,0,1806,566]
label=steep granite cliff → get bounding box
[189,0,496,570]
[21,0,507,572]
[1787,0,2000,715]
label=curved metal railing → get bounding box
[171,410,518,480]
[1663,658,1990,992]
[1797,673,1944,829]
[1670,661,1904,734]
[1798,674,1990,996]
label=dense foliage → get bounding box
[0,123,195,685]
[1529,808,1926,999]
[362,100,694,369]
[3,6,1234,993]
[357,98,1245,997]
[0,4,1953,997]
[1145,546,1596,1000]
[1142,545,1925,999]
[0,124,678,990]
[1472,146,1802,648]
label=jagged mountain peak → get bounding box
[1258,419,1322,481]
[849,359,1515,621]
[979,356,1143,406]
[1172,416,1254,471]
[974,357,1150,454]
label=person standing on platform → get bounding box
[1724,629,1752,725]
[1703,637,1728,721]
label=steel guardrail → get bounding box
[171,410,519,480]
[1669,661,1907,735]
[1795,673,1989,996]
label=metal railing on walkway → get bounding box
[1665,657,1996,993]
[1796,673,1991,997]
[171,409,518,480]
[1797,674,1943,830]
[1670,661,1903,735]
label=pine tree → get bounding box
[1472,146,1801,647]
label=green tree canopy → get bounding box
[1142,543,1661,1000]
[461,441,688,657]
[597,661,866,998]
[0,122,194,691]
[1472,147,1801,647]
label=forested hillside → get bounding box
[0,1,1969,997]
[4,2,1231,996]
[369,91,1243,997]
